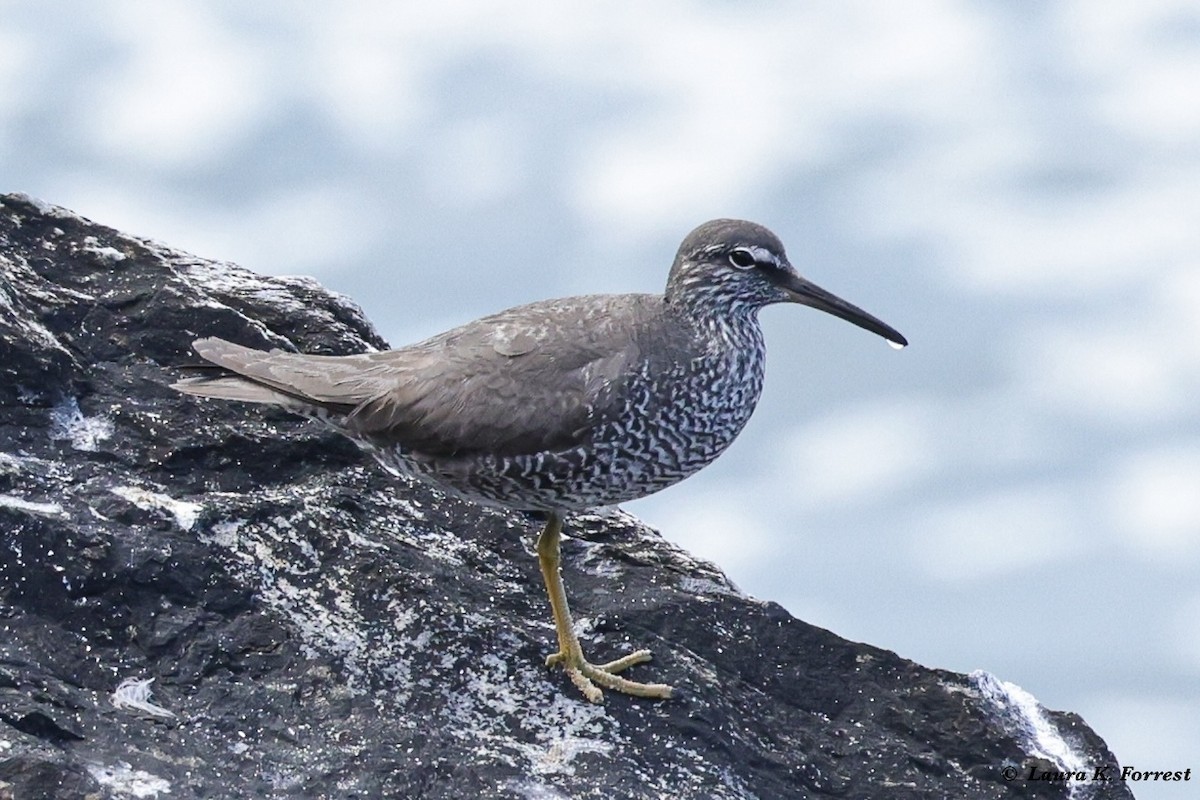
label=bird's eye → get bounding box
[728,249,756,269]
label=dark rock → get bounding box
[0,193,1132,799]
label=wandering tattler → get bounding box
[173,219,906,703]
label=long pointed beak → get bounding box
[780,272,908,348]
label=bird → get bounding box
[172,218,906,703]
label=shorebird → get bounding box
[173,219,906,703]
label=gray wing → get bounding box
[174,294,655,458]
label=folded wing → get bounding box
[173,296,648,459]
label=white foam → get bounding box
[0,268,73,355]
[86,761,172,798]
[7,193,80,220]
[526,736,614,775]
[80,235,127,263]
[971,670,1090,797]
[48,397,114,452]
[0,494,65,517]
[111,677,176,719]
[111,486,202,531]
[501,780,574,800]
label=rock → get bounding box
[0,193,1131,799]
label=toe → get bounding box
[596,649,653,674]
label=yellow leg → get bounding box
[536,512,673,703]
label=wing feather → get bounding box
[179,294,657,459]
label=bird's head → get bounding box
[666,219,907,348]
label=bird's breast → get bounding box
[600,320,767,484]
[672,334,766,453]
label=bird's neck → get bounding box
[664,293,766,359]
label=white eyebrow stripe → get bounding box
[746,246,780,266]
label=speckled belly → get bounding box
[368,350,767,512]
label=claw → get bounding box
[545,647,672,703]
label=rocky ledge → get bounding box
[0,194,1129,799]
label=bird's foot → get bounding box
[545,647,674,703]
[536,513,673,703]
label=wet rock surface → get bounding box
[0,194,1130,798]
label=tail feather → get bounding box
[187,337,390,405]
[171,375,306,406]
[173,337,379,418]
